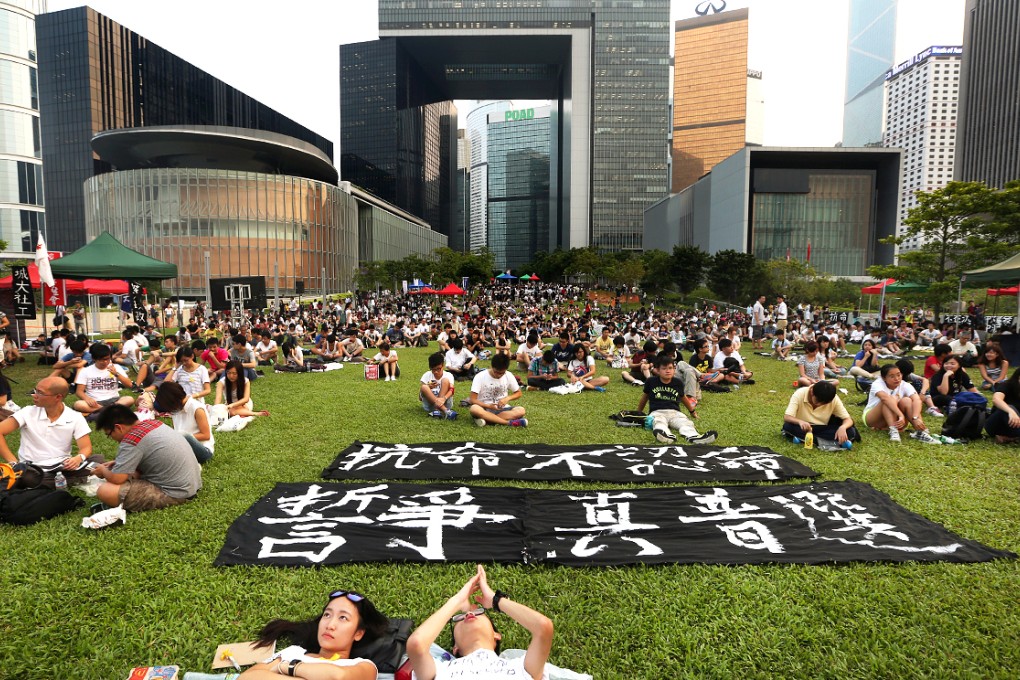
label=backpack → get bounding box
[0,487,83,525]
[609,410,648,427]
[942,393,988,441]
[0,462,44,491]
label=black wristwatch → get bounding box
[287,659,301,676]
[492,590,509,613]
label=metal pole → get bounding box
[274,262,280,313]
[321,266,327,307]
[203,251,212,320]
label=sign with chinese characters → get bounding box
[942,314,1014,330]
[323,442,818,484]
[215,481,1014,567]
[11,266,35,319]
[129,281,147,326]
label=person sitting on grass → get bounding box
[796,341,839,387]
[469,353,527,427]
[254,329,279,367]
[930,354,980,412]
[341,329,366,362]
[849,338,882,379]
[445,337,477,381]
[986,367,1020,444]
[637,354,718,445]
[240,589,389,680]
[420,351,457,420]
[51,338,91,386]
[816,335,848,379]
[896,359,944,418]
[155,381,214,464]
[407,564,553,680]
[609,334,630,369]
[515,331,544,373]
[713,338,754,383]
[371,341,400,381]
[863,363,940,444]
[229,334,259,380]
[622,340,656,386]
[72,343,135,418]
[112,328,141,371]
[772,329,793,360]
[782,380,859,447]
[593,326,614,360]
[92,405,202,511]
[214,359,270,419]
[527,349,565,391]
[200,335,229,382]
[566,343,609,392]
[312,333,343,363]
[0,376,103,488]
[171,345,211,402]
[977,341,1009,391]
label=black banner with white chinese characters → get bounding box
[129,281,147,326]
[215,481,1014,567]
[322,441,819,484]
[11,266,35,319]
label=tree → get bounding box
[526,249,573,283]
[670,245,710,295]
[606,255,645,290]
[867,181,1015,315]
[571,247,603,284]
[640,249,673,293]
[707,250,768,303]
[765,259,818,303]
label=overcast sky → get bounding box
[45,0,966,151]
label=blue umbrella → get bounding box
[496,272,517,280]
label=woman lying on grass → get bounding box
[240,589,389,679]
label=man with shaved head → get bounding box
[0,376,102,488]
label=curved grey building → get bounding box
[85,126,359,297]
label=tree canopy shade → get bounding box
[48,232,178,280]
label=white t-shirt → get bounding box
[255,339,278,358]
[420,649,549,680]
[866,377,918,411]
[170,399,214,453]
[420,369,454,400]
[75,363,126,401]
[12,405,91,468]
[373,350,398,362]
[445,348,475,370]
[470,369,521,407]
[713,350,745,369]
[567,355,595,377]
[175,364,210,398]
[120,337,140,362]
[516,342,543,364]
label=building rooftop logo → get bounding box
[695,1,728,16]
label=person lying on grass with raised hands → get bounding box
[240,588,389,679]
[406,564,553,680]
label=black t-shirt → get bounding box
[689,352,711,373]
[552,342,575,364]
[932,368,973,395]
[643,375,684,412]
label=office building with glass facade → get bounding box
[487,105,553,271]
[464,101,511,253]
[0,0,44,255]
[644,147,901,278]
[672,8,763,193]
[84,126,443,297]
[341,0,669,254]
[956,0,1020,188]
[36,7,332,252]
[844,0,899,147]
[884,46,962,252]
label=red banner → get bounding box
[43,252,65,307]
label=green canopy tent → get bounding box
[49,232,178,280]
[965,252,1020,332]
[49,231,178,334]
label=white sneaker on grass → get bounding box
[911,430,942,444]
[653,428,677,444]
[473,417,486,427]
[687,431,718,445]
[926,406,944,418]
[888,427,901,442]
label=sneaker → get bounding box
[687,431,718,445]
[911,430,942,444]
[926,406,944,418]
[473,417,486,427]
[888,427,901,442]
[445,410,458,420]
[631,380,644,387]
[653,428,677,444]
[428,410,443,418]
[594,386,606,392]
[509,418,528,427]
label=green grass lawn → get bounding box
[1,347,1018,679]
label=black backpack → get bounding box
[0,487,83,525]
[942,406,987,441]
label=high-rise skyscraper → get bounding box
[884,46,962,252]
[956,0,1020,188]
[465,101,512,252]
[671,8,763,194]
[844,0,899,147]
[0,0,45,254]
[341,0,670,254]
[35,7,332,252]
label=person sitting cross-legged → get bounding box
[863,363,940,444]
[92,405,203,512]
[72,343,135,418]
[637,354,718,445]
[420,351,457,420]
[468,353,527,427]
[782,381,860,447]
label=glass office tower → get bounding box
[843,0,898,147]
[36,7,332,251]
[343,0,669,253]
[0,0,45,253]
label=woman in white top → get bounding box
[171,346,211,401]
[155,381,214,463]
[863,363,939,443]
[215,360,270,418]
[240,589,388,680]
[566,344,609,392]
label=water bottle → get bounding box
[804,432,814,449]
[53,471,67,491]
[841,440,853,450]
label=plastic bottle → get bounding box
[804,432,814,449]
[841,440,853,450]
[53,471,67,491]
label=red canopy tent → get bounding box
[435,283,465,295]
[0,263,132,295]
[0,263,84,292]
[860,278,895,295]
[410,287,438,295]
[987,287,1019,296]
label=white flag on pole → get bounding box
[35,234,55,288]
